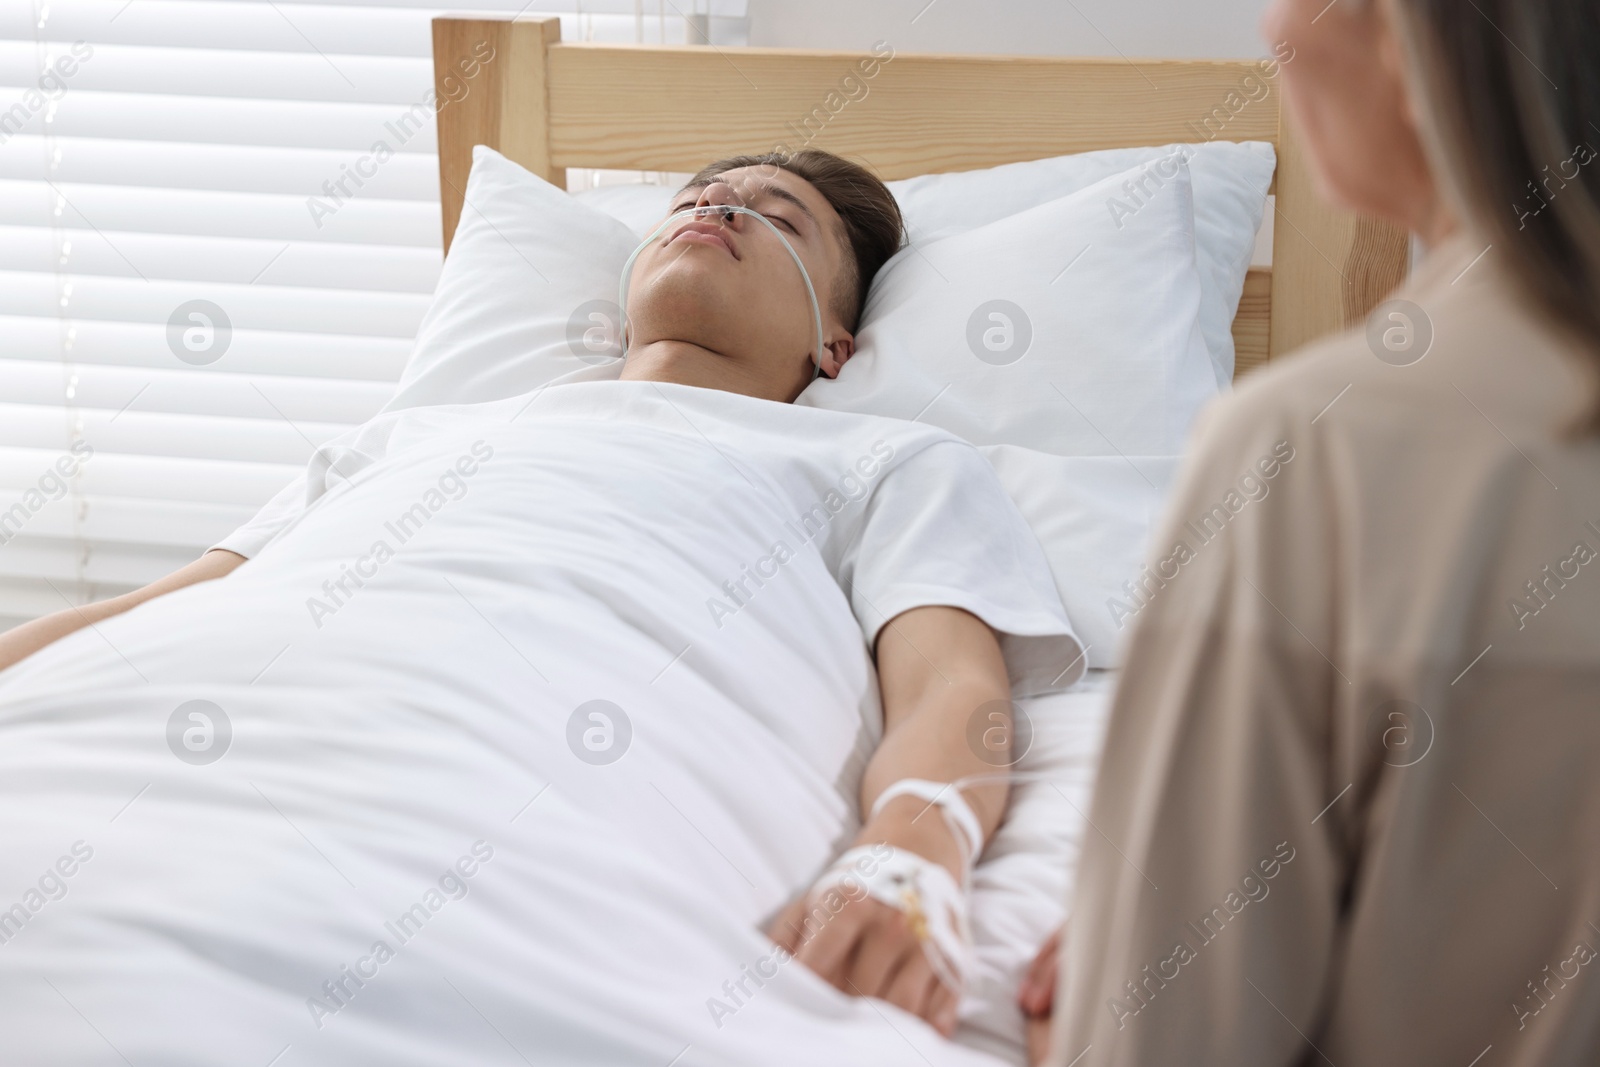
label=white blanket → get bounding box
[0,382,1084,1065]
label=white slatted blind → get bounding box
[0,0,749,630]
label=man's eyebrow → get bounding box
[672,179,819,229]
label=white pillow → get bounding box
[396,143,1270,414]
[572,183,687,240]
[800,158,1214,454]
[797,158,1215,664]
[383,147,638,413]
[576,141,1275,386]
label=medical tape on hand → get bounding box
[870,778,986,877]
[617,205,827,380]
[808,844,973,995]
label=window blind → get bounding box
[0,0,749,631]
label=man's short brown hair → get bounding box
[682,149,904,330]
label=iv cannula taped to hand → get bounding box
[617,203,827,379]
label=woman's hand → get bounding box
[1019,925,1063,1065]
[767,886,961,1036]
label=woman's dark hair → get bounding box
[683,148,904,330]
[1393,0,1600,431]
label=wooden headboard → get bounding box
[430,16,1408,377]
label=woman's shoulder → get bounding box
[1200,236,1592,471]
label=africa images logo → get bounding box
[166,700,232,766]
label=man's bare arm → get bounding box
[769,604,1014,1034]
[858,604,1013,873]
[0,549,246,673]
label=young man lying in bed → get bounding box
[0,150,1080,1061]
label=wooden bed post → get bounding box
[1269,104,1409,358]
[433,16,564,253]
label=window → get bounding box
[0,0,749,629]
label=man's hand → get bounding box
[765,793,968,1035]
[767,883,961,1035]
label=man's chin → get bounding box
[629,267,735,322]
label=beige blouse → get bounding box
[1053,234,1600,1067]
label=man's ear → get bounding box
[818,333,856,378]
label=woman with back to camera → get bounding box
[1019,0,1600,1064]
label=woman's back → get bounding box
[1056,234,1600,1066]
[1038,0,1600,1063]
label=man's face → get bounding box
[623,165,856,398]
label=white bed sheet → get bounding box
[958,670,1113,1062]
[0,384,1100,1066]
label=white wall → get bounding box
[747,0,1273,60]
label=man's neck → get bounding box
[618,340,801,403]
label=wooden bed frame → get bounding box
[430,16,1408,377]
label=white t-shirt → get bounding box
[216,379,1084,695]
